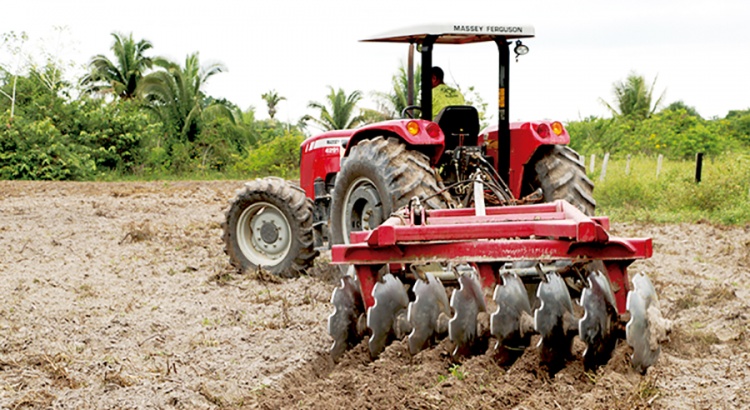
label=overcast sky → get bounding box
[4,0,749,127]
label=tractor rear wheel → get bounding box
[223,177,317,278]
[534,145,595,215]
[330,136,449,245]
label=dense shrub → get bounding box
[78,99,163,172]
[567,108,746,159]
[232,132,304,179]
[0,115,95,180]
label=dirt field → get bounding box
[1,180,748,409]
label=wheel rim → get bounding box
[236,201,292,267]
[340,176,385,244]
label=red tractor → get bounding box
[223,24,667,373]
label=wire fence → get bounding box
[583,153,706,183]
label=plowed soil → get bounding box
[1,180,748,409]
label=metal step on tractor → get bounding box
[222,24,669,373]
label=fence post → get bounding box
[589,154,596,174]
[695,153,704,183]
[625,154,632,175]
[599,153,610,182]
[656,154,664,178]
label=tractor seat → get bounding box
[434,105,480,150]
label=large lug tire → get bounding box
[534,145,596,215]
[531,145,597,296]
[223,177,318,278]
[330,136,449,246]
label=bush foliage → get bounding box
[566,107,746,159]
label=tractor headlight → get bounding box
[514,40,529,57]
[551,121,564,136]
[407,121,420,136]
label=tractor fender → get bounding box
[345,119,445,166]
[481,121,571,198]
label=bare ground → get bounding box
[0,181,748,409]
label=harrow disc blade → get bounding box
[448,269,487,356]
[367,273,409,359]
[626,272,664,374]
[534,273,575,370]
[407,273,450,355]
[578,270,618,369]
[490,272,533,361]
[328,275,364,362]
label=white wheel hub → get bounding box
[236,202,292,266]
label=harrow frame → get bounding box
[332,200,652,314]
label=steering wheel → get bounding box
[400,105,422,119]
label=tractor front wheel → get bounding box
[223,177,317,278]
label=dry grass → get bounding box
[119,220,156,244]
[667,326,721,357]
[627,375,661,408]
[705,284,737,306]
[10,389,57,409]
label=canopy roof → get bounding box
[361,24,535,44]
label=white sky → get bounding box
[4,0,750,127]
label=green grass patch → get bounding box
[589,152,750,225]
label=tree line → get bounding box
[568,72,750,158]
[1,31,748,180]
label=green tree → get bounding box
[261,89,285,119]
[371,62,421,119]
[0,31,30,120]
[138,52,234,142]
[600,72,665,120]
[305,86,365,131]
[662,100,701,118]
[80,32,154,99]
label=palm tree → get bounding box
[261,90,286,119]
[372,62,421,119]
[138,52,234,141]
[305,87,365,131]
[600,72,665,120]
[80,32,154,99]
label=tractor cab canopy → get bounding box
[361,24,536,180]
[361,24,535,44]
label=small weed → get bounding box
[690,321,706,330]
[208,269,236,286]
[201,318,221,327]
[280,295,291,328]
[449,364,466,381]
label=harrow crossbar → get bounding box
[333,200,651,265]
